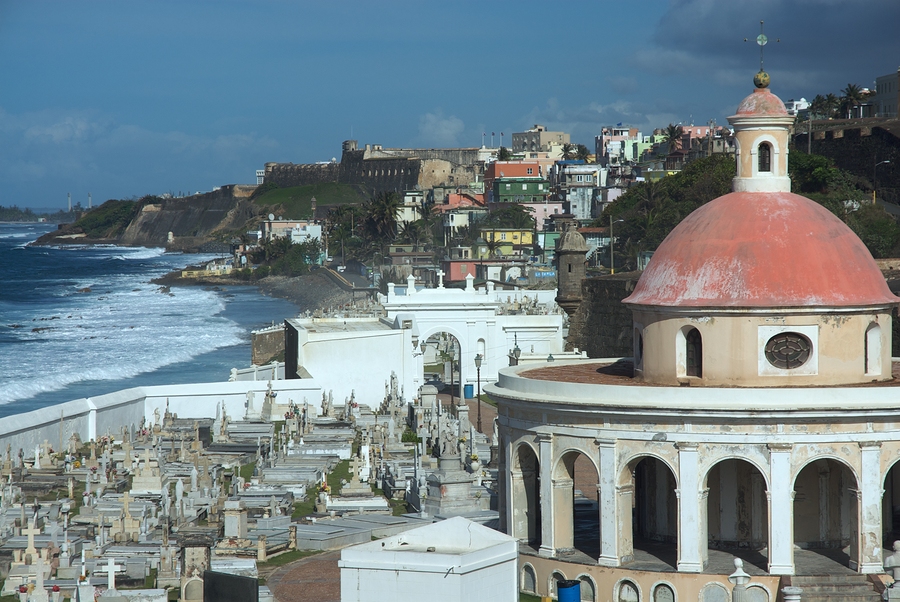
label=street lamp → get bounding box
[875,160,891,202]
[609,217,625,275]
[474,354,483,433]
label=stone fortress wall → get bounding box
[263,141,483,194]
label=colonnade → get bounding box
[503,434,896,575]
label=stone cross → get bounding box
[103,557,123,592]
[23,519,40,561]
[349,455,362,484]
[122,492,131,518]
[436,269,445,288]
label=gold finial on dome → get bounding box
[754,70,770,89]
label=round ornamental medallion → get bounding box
[765,332,811,369]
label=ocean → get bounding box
[0,222,299,418]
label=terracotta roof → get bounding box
[734,87,789,117]
[624,191,899,308]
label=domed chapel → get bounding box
[488,74,900,601]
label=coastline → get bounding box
[154,269,356,314]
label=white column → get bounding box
[502,438,514,536]
[858,441,884,573]
[768,443,795,575]
[676,442,704,572]
[538,433,555,557]
[596,438,619,566]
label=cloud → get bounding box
[418,110,465,146]
[0,106,278,206]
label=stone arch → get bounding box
[652,582,676,602]
[549,570,567,599]
[676,325,703,378]
[793,456,860,568]
[700,582,729,602]
[552,448,600,557]
[615,578,641,602]
[882,457,900,548]
[521,563,537,594]
[748,133,783,177]
[746,584,771,602]
[420,326,468,386]
[511,441,541,545]
[866,322,882,376]
[182,577,203,601]
[701,453,770,491]
[704,458,769,558]
[618,451,679,487]
[619,454,678,568]
[576,574,597,602]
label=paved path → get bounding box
[268,550,341,602]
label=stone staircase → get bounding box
[788,575,882,602]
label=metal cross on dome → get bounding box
[744,20,780,72]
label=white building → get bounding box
[339,517,518,602]
[284,274,564,409]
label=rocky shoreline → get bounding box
[153,269,355,314]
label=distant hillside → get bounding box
[253,182,368,219]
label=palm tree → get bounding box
[663,124,683,152]
[824,93,840,118]
[841,83,865,119]
[363,191,401,243]
[575,144,590,162]
[809,95,827,120]
[398,220,429,251]
[561,143,575,160]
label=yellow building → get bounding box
[481,228,533,246]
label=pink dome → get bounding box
[624,191,898,308]
[734,87,788,117]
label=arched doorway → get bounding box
[706,459,769,571]
[422,332,463,406]
[620,456,678,568]
[793,458,859,568]
[512,443,541,547]
[882,460,900,554]
[552,450,600,559]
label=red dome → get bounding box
[624,191,899,308]
[734,88,788,117]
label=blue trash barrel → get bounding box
[464,384,474,399]
[558,579,580,602]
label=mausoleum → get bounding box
[489,73,900,601]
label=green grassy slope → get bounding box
[254,183,367,218]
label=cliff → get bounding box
[35,185,261,251]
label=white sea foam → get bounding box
[0,246,243,406]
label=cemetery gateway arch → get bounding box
[380,274,564,399]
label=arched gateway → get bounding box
[489,70,900,600]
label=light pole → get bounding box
[875,159,891,202]
[609,217,625,274]
[474,354,483,433]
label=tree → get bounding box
[498,147,512,161]
[663,124,684,152]
[824,93,840,118]
[398,220,429,251]
[485,204,536,231]
[809,95,828,120]
[575,144,590,162]
[363,191,401,243]
[561,143,575,160]
[840,83,865,119]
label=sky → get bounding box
[1,0,898,209]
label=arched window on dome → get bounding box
[865,323,882,376]
[686,328,703,377]
[758,142,772,173]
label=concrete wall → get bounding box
[0,380,324,460]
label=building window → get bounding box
[460,264,466,272]
[522,184,528,190]
[538,184,544,191]
[527,168,533,175]
[501,233,507,241]
[686,328,702,377]
[505,183,511,190]
[764,332,811,369]
[758,142,772,172]
[866,323,882,376]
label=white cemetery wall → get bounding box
[299,329,408,409]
